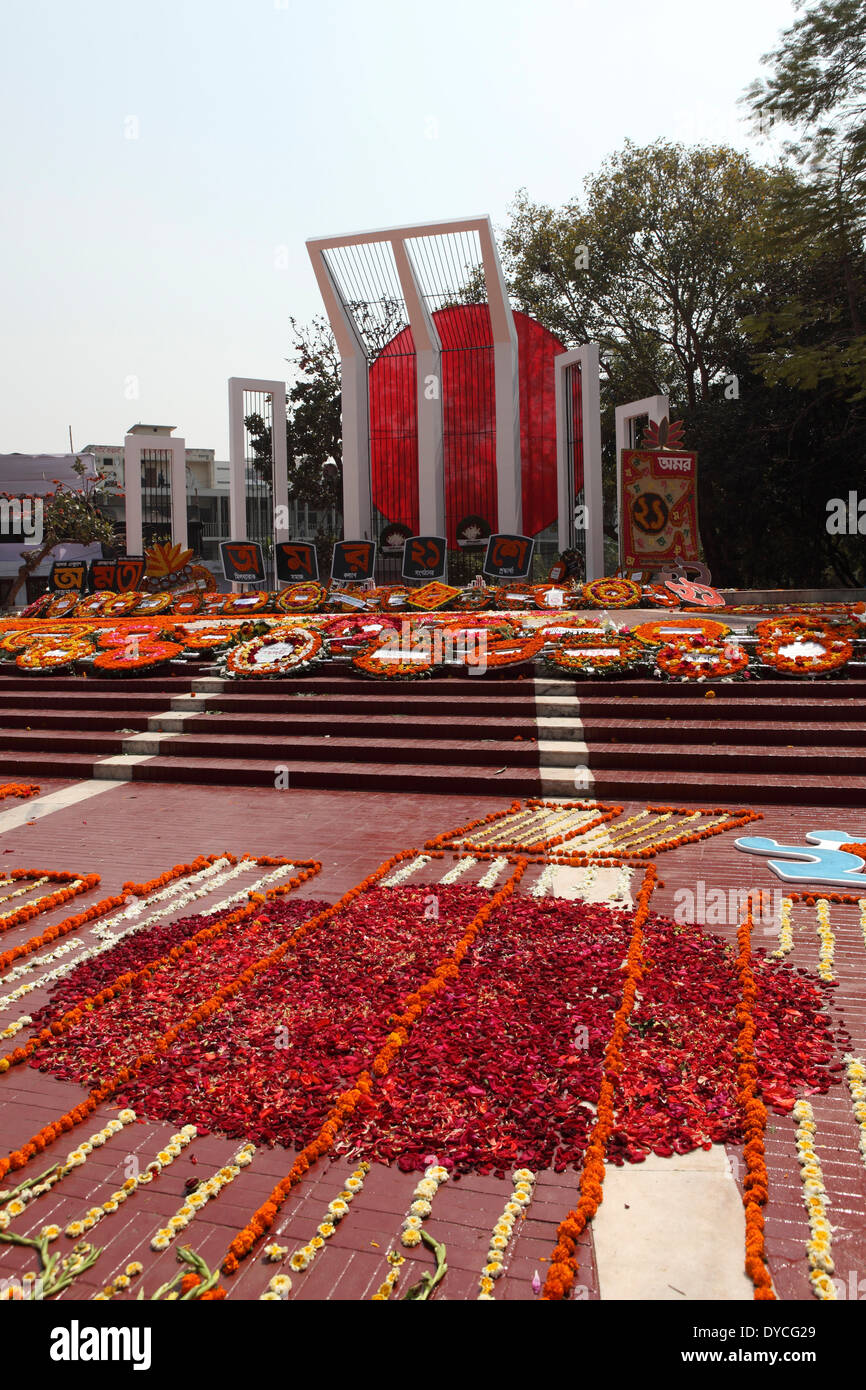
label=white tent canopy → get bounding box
[0,452,99,493]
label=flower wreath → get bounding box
[641,583,679,609]
[198,593,236,615]
[632,617,732,647]
[754,615,859,644]
[18,593,53,619]
[16,635,93,672]
[100,592,141,617]
[0,625,90,655]
[73,592,126,618]
[450,586,494,611]
[655,640,749,680]
[756,630,853,677]
[131,592,175,615]
[222,590,273,615]
[480,628,546,668]
[494,583,536,610]
[225,627,323,678]
[275,582,327,614]
[352,630,436,679]
[91,639,183,675]
[533,583,584,610]
[322,614,399,654]
[43,592,81,619]
[171,621,240,652]
[93,622,166,648]
[582,577,642,609]
[171,592,204,616]
[546,629,645,677]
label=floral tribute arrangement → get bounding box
[2,593,864,682]
[0,805,855,1305]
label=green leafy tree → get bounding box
[742,0,866,398]
[5,462,117,609]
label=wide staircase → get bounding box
[0,666,864,806]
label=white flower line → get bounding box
[0,858,299,1016]
[381,855,432,887]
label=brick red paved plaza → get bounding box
[1,774,864,1305]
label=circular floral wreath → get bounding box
[655,640,749,680]
[93,622,166,648]
[582,577,642,608]
[225,626,323,678]
[131,592,175,615]
[352,630,436,679]
[100,592,141,617]
[43,592,81,619]
[91,639,183,674]
[18,593,53,619]
[756,631,853,677]
[170,592,204,616]
[171,621,239,652]
[16,635,93,671]
[222,590,273,615]
[72,591,124,618]
[198,593,235,615]
[632,617,732,647]
[0,624,89,655]
[494,583,536,610]
[450,586,494,611]
[275,582,327,614]
[547,629,645,677]
[323,614,399,653]
[533,583,584,611]
[480,628,546,668]
[641,583,680,609]
[754,615,859,644]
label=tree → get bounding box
[5,462,117,609]
[501,143,788,410]
[742,0,866,398]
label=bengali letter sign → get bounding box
[331,540,376,583]
[402,536,447,581]
[619,449,700,567]
[274,542,319,584]
[220,540,266,584]
[482,534,535,580]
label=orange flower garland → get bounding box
[0,857,233,976]
[16,635,93,671]
[542,863,657,1299]
[756,628,853,676]
[0,871,99,939]
[0,860,323,1179]
[655,641,749,680]
[734,896,775,1299]
[581,577,641,608]
[632,617,732,646]
[221,856,529,1275]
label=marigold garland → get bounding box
[541,863,656,1299]
[0,861,322,1180]
[220,857,529,1275]
[0,872,99,940]
[632,617,731,646]
[734,897,775,1300]
[582,577,641,608]
[655,640,749,680]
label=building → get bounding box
[83,426,336,569]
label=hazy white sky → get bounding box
[0,0,796,459]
